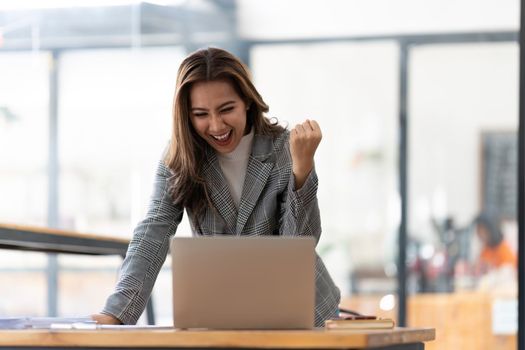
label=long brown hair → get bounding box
[164,47,282,225]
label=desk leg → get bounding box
[146,296,155,325]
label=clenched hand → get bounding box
[289,119,322,189]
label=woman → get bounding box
[92,47,340,327]
[474,213,516,271]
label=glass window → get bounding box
[408,42,519,350]
[55,47,189,320]
[0,52,49,226]
[251,42,400,320]
[58,47,185,236]
[0,51,50,316]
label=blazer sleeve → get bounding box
[277,136,340,326]
[278,135,322,245]
[101,160,183,324]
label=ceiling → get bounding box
[0,1,238,51]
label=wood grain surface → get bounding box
[0,327,435,348]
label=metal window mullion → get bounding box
[397,42,410,327]
[518,0,525,348]
[47,50,60,317]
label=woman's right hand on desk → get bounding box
[91,313,122,325]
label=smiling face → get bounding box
[189,79,248,154]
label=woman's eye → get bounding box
[221,107,234,113]
[193,112,207,117]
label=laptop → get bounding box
[170,236,315,329]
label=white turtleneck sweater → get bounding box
[217,129,254,208]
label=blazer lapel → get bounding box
[235,134,275,234]
[202,147,238,234]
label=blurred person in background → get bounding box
[474,212,517,273]
[473,213,517,293]
[91,47,340,327]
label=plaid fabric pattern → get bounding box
[102,130,340,327]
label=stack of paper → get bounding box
[0,317,96,329]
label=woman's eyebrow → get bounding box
[191,101,236,112]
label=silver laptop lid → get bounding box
[171,236,315,329]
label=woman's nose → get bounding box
[209,113,224,131]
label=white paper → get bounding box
[492,298,517,335]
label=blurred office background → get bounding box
[0,1,520,349]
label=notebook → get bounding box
[170,236,315,329]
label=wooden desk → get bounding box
[0,327,435,350]
[0,223,129,256]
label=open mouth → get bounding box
[210,130,233,146]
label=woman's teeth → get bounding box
[212,130,231,141]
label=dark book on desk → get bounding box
[325,318,395,330]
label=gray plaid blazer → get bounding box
[102,130,340,327]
